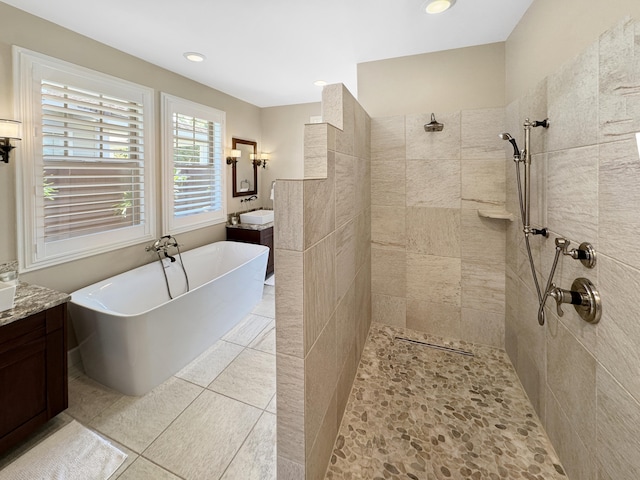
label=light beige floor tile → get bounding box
[106,438,138,479]
[144,390,262,480]
[175,340,244,387]
[252,297,276,318]
[249,320,276,355]
[208,349,276,409]
[114,457,180,480]
[266,393,277,414]
[67,374,123,424]
[223,313,273,346]
[90,377,203,453]
[221,412,276,480]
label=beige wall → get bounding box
[0,2,262,294]
[275,84,371,480]
[357,43,505,118]
[506,0,640,102]
[505,12,640,480]
[260,102,320,208]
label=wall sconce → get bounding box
[0,119,22,164]
[250,153,270,168]
[226,149,241,165]
[260,153,270,169]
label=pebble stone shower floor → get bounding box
[325,324,568,480]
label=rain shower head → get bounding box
[424,113,444,132]
[499,132,520,158]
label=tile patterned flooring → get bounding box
[325,324,568,480]
[0,285,277,480]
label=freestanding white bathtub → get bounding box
[69,241,268,396]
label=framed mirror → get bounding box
[231,138,258,197]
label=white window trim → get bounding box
[13,46,156,272]
[161,93,227,235]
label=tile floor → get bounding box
[0,284,277,480]
[325,324,568,479]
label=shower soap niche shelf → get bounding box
[477,209,514,222]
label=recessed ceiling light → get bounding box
[184,52,206,62]
[424,0,455,14]
[313,80,328,87]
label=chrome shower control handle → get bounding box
[549,279,602,323]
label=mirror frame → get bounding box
[231,137,258,197]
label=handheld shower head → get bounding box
[499,132,521,158]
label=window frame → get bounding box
[13,46,156,272]
[161,93,227,235]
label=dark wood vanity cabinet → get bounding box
[227,225,274,277]
[0,303,68,454]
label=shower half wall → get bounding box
[274,84,371,480]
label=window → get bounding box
[14,47,155,271]
[161,93,226,234]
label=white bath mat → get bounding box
[0,420,127,480]
[264,273,275,286]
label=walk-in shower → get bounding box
[501,118,601,325]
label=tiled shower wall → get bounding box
[275,84,371,480]
[505,17,640,480]
[370,108,508,348]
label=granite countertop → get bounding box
[0,283,71,328]
[226,221,274,231]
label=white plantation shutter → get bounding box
[41,81,146,241]
[14,47,155,271]
[162,94,226,234]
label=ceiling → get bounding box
[4,0,534,108]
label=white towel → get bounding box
[0,420,127,480]
[269,181,275,201]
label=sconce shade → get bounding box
[0,119,21,140]
[231,149,241,158]
[261,153,270,161]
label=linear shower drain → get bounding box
[393,336,475,357]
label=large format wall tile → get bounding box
[304,123,329,179]
[461,157,506,209]
[335,152,356,228]
[461,260,505,313]
[546,321,597,449]
[275,249,304,358]
[461,208,506,264]
[371,246,406,297]
[599,138,640,270]
[371,205,406,249]
[546,42,599,152]
[519,78,549,154]
[460,307,504,348]
[547,146,598,245]
[406,299,461,339]
[371,115,405,161]
[275,180,303,252]
[406,207,460,257]
[336,219,356,303]
[597,364,640,480]
[372,293,406,327]
[545,390,596,480]
[371,158,406,206]
[406,159,461,208]
[406,111,461,160]
[598,255,640,402]
[303,153,336,249]
[276,353,305,466]
[599,17,640,145]
[406,253,461,306]
[461,107,505,159]
[303,234,336,354]
[304,313,337,449]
